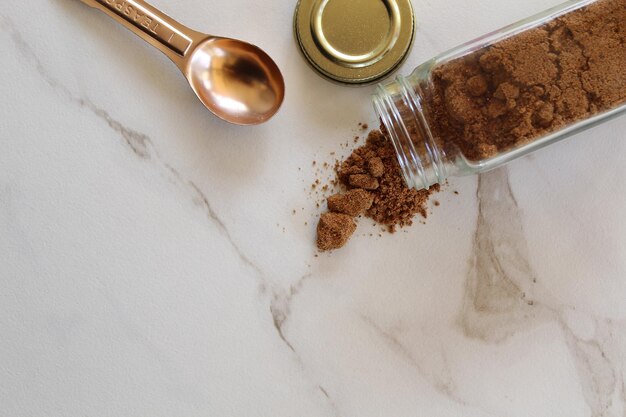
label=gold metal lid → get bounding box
[294,0,415,85]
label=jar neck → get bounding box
[373,75,449,191]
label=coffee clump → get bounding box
[327,189,374,216]
[316,212,357,251]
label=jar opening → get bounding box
[373,76,447,191]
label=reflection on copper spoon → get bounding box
[78,0,285,125]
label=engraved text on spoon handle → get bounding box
[94,0,192,56]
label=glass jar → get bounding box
[373,0,626,190]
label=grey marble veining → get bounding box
[1,0,626,416]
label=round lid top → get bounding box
[294,0,415,84]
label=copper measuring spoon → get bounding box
[78,0,285,125]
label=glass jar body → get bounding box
[373,0,626,190]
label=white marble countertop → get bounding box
[1,0,626,416]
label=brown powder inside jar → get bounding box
[421,0,626,161]
[316,130,439,251]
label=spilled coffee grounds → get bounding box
[317,130,439,251]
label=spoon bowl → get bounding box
[187,38,285,125]
[78,0,285,125]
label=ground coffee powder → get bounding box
[425,0,626,161]
[316,130,439,251]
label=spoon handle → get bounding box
[78,0,207,68]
